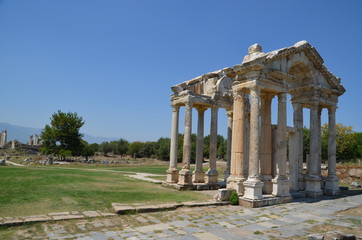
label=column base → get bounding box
[166,168,179,183]
[262,175,273,194]
[298,174,306,191]
[324,175,340,196]
[272,176,291,197]
[305,174,323,198]
[205,169,218,184]
[243,178,264,200]
[223,169,230,182]
[178,169,192,186]
[227,176,246,195]
[192,169,205,183]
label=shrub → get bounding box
[229,191,239,205]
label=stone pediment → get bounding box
[171,41,345,109]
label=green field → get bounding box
[0,166,209,217]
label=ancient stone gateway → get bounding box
[165,41,345,206]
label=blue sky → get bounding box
[0,1,361,142]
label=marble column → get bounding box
[317,108,324,189]
[305,103,322,197]
[324,106,340,195]
[272,93,291,197]
[224,110,233,182]
[205,106,219,184]
[227,91,246,194]
[260,94,273,194]
[292,102,305,190]
[193,107,207,183]
[166,105,180,183]
[178,102,193,185]
[243,86,264,200]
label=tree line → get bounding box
[40,111,362,162]
[94,134,227,162]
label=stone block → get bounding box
[178,169,192,185]
[272,178,291,197]
[324,231,356,240]
[23,215,52,223]
[112,204,136,214]
[218,188,232,201]
[51,214,84,221]
[307,234,324,240]
[83,211,100,218]
[243,180,264,200]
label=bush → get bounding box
[229,191,239,205]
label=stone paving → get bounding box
[27,194,362,240]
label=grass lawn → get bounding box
[0,166,209,217]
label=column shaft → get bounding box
[272,93,291,197]
[170,105,180,169]
[166,105,180,183]
[243,86,263,200]
[328,107,337,177]
[309,104,319,175]
[224,110,233,182]
[182,102,192,169]
[248,87,261,180]
[324,106,339,195]
[193,107,206,183]
[260,95,273,193]
[205,106,219,183]
[227,91,246,193]
[317,108,322,175]
[276,93,287,177]
[305,102,322,197]
[293,102,305,190]
[178,102,193,185]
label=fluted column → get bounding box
[224,110,233,182]
[205,106,219,184]
[178,101,193,185]
[292,102,305,190]
[193,107,207,183]
[324,106,340,195]
[305,102,322,197]
[272,93,291,197]
[243,86,264,200]
[260,94,273,193]
[227,91,246,194]
[166,104,180,183]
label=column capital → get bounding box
[310,102,319,110]
[232,90,246,101]
[278,93,287,102]
[261,93,274,103]
[171,104,180,112]
[195,106,207,113]
[328,105,337,114]
[249,85,261,97]
[184,101,193,111]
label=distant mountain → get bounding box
[0,122,117,144]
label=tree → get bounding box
[117,138,129,158]
[128,141,144,158]
[139,142,156,158]
[81,141,96,161]
[40,110,85,159]
[99,141,112,156]
[155,137,170,161]
[321,123,358,161]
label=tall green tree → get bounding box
[321,123,358,161]
[41,110,85,159]
[99,141,112,156]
